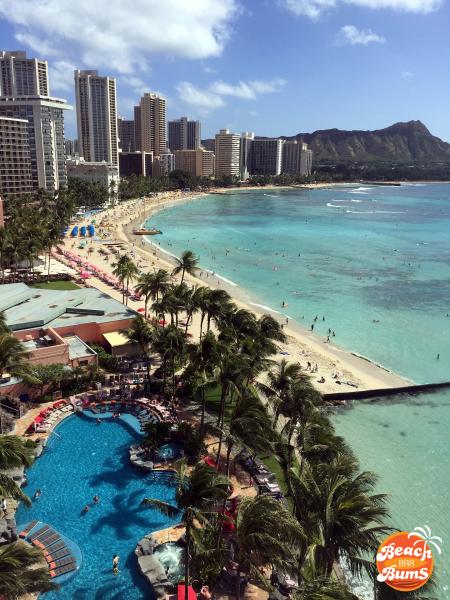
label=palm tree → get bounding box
[153,325,186,397]
[112,255,139,305]
[142,461,229,600]
[0,541,58,598]
[172,250,199,283]
[292,576,359,600]
[135,269,171,317]
[259,360,304,427]
[291,454,391,580]
[0,435,35,506]
[233,495,305,600]
[188,332,220,429]
[223,387,273,479]
[0,333,30,380]
[126,316,155,381]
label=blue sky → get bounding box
[1,0,449,141]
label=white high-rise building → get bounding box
[0,50,70,192]
[74,70,119,166]
[240,132,254,180]
[282,140,313,176]
[0,51,49,97]
[214,129,241,178]
[135,93,166,156]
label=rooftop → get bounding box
[1,283,136,331]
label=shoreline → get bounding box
[97,191,412,394]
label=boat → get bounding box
[132,228,162,235]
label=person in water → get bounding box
[93,495,100,504]
[82,505,90,514]
[34,489,42,500]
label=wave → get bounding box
[346,209,406,214]
[250,302,282,315]
[143,239,179,259]
[350,198,362,203]
[216,274,238,287]
[327,202,345,208]
[263,193,279,198]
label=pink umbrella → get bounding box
[80,271,91,278]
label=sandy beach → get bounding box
[62,188,412,395]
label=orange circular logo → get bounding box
[376,530,435,591]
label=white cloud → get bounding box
[0,0,239,73]
[15,32,60,57]
[337,25,386,45]
[48,60,77,93]
[211,78,286,99]
[281,0,442,19]
[177,77,286,114]
[203,65,218,74]
[177,82,225,115]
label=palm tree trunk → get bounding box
[181,267,185,283]
[235,562,242,600]
[225,438,233,479]
[125,278,130,306]
[47,245,52,282]
[199,312,205,339]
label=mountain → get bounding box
[284,121,450,163]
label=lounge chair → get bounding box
[45,546,71,562]
[48,556,75,569]
[29,525,51,541]
[50,562,77,578]
[34,533,60,548]
[19,520,39,538]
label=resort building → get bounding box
[134,92,166,156]
[168,117,201,151]
[66,157,119,201]
[214,129,241,178]
[119,151,153,177]
[0,50,49,97]
[74,70,119,166]
[0,95,71,192]
[1,282,138,362]
[0,115,33,198]
[152,153,175,177]
[282,140,313,176]
[118,116,135,152]
[239,132,254,180]
[248,138,284,176]
[173,149,214,177]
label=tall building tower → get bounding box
[214,129,241,178]
[135,93,166,156]
[0,50,71,192]
[168,117,200,151]
[249,139,284,176]
[74,70,119,165]
[0,51,49,96]
[0,115,33,197]
[282,140,313,176]
[118,117,135,152]
[240,132,254,180]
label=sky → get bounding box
[1,0,450,141]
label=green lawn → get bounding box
[30,280,80,290]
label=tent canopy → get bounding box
[102,331,130,348]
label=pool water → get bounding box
[16,415,177,599]
[157,443,182,461]
[153,542,184,585]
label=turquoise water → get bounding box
[16,415,176,599]
[148,184,450,597]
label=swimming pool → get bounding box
[157,443,182,461]
[16,415,177,599]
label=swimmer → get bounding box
[82,505,90,514]
[34,489,42,500]
[93,495,100,504]
[113,555,120,568]
[436,353,440,360]
[113,566,119,576]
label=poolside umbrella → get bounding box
[137,308,146,313]
[80,271,91,279]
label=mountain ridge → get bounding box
[281,121,450,163]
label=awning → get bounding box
[102,331,130,348]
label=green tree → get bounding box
[0,541,58,598]
[233,495,305,600]
[142,461,229,600]
[112,255,139,305]
[172,250,199,283]
[0,333,30,380]
[126,316,155,381]
[0,435,35,506]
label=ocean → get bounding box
[145,183,450,596]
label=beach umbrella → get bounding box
[137,308,146,313]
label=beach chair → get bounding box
[48,556,75,569]
[29,525,50,541]
[43,541,66,556]
[45,546,71,561]
[50,562,77,578]
[34,533,60,548]
[19,520,39,539]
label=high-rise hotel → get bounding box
[0,50,71,194]
[134,92,166,156]
[74,70,119,165]
[215,129,241,178]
